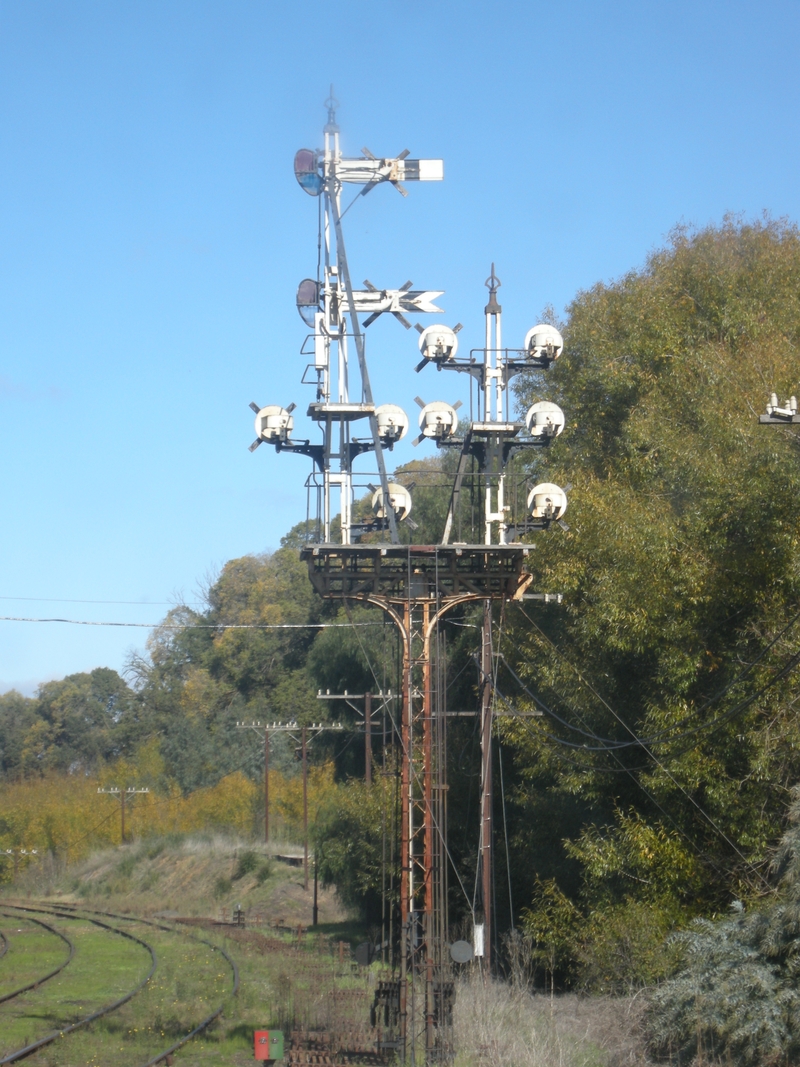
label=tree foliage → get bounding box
[501,216,800,975]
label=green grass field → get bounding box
[0,914,152,1058]
[0,916,70,999]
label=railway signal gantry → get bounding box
[250,90,570,1064]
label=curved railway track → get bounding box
[56,902,241,1067]
[0,904,157,1066]
[0,911,74,1004]
[0,900,239,1067]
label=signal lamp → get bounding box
[524,324,563,362]
[527,482,568,520]
[418,401,459,440]
[375,404,409,442]
[254,405,295,443]
[418,324,459,363]
[525,401,565,438]
[372,482,413,521]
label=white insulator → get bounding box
[768,392,779,414]
[527,482,568,520]
[524,323,564,361]
[372,482,413,522]
[254,405,294,442]
[791,396,798,415]
[525,401,565,438]
[418,401,459,439]
[418,323,459,362]
[375,403,409,442]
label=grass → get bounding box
[0,917,152,1058]
[452,978,650,1067]
[17,832,346,929]
[16,918,232,1066]
[0,916,70,998]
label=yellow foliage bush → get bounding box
[0,757,344,882]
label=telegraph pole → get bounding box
[237,719,342,891]
[317,689,397,788]
[236,720,304,843]
[365,692,372,787]
[289,721,345,891]
[302,724,308,890]
[97,787,149,844]
[2,848,39,880]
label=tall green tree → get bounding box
[504,216,800,970]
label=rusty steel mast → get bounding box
[250,91,569,1064]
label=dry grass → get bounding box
[5,832,347,929]
[453,977,651,1067]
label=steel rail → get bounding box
[0,904,157,1065]
[17,901,240,1067]
[0,931,8,959]
[0,912,74,1004]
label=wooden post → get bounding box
[312,857,319,927]
[480,600,493,971]
[265,727,270,844]
[302,725,309,892]
[365,691,372,787]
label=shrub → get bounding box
[256,860,272,884]
[213,875,232,899]
[117,853,138,877]
[233,849,259,880]
[646,785,800,1065]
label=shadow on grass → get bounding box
[226,1021,272,1043]
[312,919,369,947]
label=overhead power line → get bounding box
[0,616,382,629]
[0,596,204,606]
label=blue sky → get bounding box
[1,0,798,694]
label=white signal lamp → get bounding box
[375,404,409,442]
[418,324,459,363]
[254,405,295,443]
[524,324,564,362]
[525,401,565,438]
[418,401,459,440]
[527,482,568,520]
[372,482,413,521]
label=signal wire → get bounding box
[488,622,750,886]
[0,616,382,629]
[512,602,800,749]
[500,644,800,757]
[500,621,773,891]
[490,677,746,887]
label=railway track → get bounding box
[0,901,239,1067]
[0,930,8,959]
[0,904,157,1065]
[53,901,241,1067]
[0,912,74,1004]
